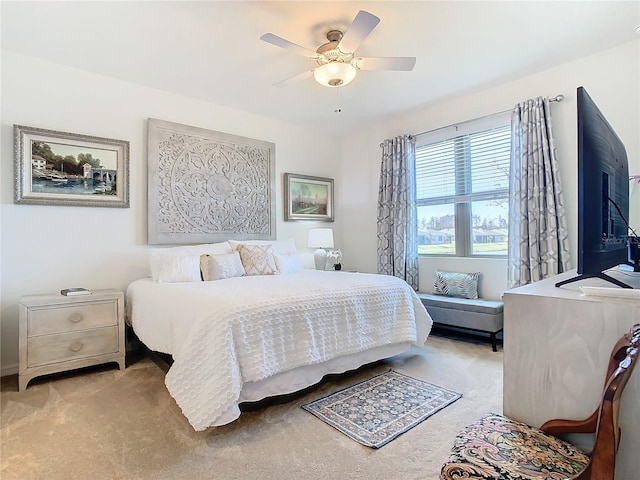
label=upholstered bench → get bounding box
[417,293,504,351]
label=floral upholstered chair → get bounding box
[440,324,639,480]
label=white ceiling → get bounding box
[2,1,639,137]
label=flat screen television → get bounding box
[555,86,638,289]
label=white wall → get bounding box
[340,40,640,299]
[0,51,342,374]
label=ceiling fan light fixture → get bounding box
[313,62,357,88]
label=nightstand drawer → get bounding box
[27,326,119,367]
[28,301,117,336]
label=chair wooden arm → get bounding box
[540,409,599,435]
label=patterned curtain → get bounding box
[377,135,419,290]
[508,97,570,288]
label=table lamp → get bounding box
[308,228,334,270]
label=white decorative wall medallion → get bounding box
[147,118,276,244]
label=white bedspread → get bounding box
[126,270,432,430]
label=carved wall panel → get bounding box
[147,119,276,244]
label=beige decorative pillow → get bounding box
[237,244,278,275]
[229,238,297,255]
[200,253,246,281]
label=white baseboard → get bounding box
[1,363,18,377]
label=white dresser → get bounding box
[19,289,125,391]
[503,270,640,479]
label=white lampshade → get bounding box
[313,62,357,88]
[308,228,334,270]
[308,228,334,248]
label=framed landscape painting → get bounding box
[284,173,334,222]
[14,124,130,207]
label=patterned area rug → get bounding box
[302,370,462,448]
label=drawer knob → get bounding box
[69,341,83,352]
[69,313,83,323]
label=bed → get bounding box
[126,240,433,431]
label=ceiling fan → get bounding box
[260,10,416,88]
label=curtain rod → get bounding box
[408,93,565,140]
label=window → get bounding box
[415,113,511,256]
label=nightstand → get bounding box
[18,289,125,391]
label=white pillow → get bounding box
[149,242,232,282]
[237,244,278,276]
[152,255,201,283]
[201,253,246,281]
[274,252,303,274]
[229,238,297,255]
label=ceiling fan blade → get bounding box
[355,57,417,71]
[273,70,314,88]
[260,33,318,58]
[337,10,380,54]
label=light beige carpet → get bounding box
[0,334,503,480]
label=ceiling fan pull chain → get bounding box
[334,88,343,114]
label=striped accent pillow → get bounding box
[433,271,480,299]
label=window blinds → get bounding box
[415,124,511,205]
